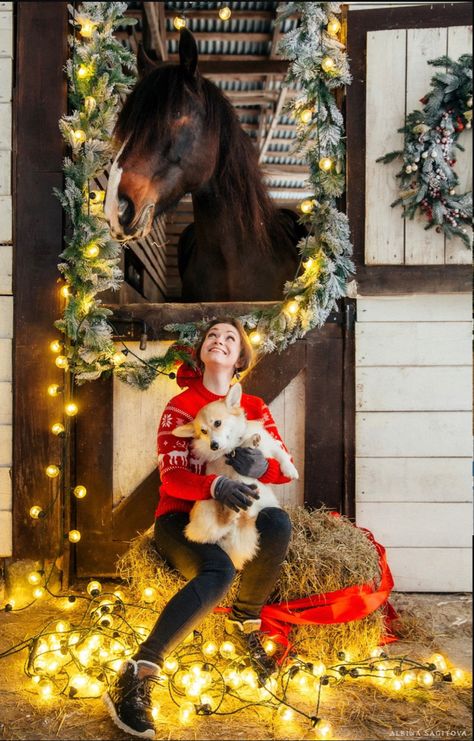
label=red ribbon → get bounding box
[215,517,397,651]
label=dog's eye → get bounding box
[214,420,221,428]
[200,427,207,435]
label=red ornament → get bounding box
[419,95,429,105]
[454,116,464,132]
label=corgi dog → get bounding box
[172,383,298,569]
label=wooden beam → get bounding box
[157,1,168,61]
[169,31,271,43]
[258,88,288,163]
[144,3,168,61]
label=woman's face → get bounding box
[200,323,242,372]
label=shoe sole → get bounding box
[102,692,155,739]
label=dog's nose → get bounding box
[210,441,219,451]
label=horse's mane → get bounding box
[115,66,288,255]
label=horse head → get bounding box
[105,30,217,241]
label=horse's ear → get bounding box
[137,44,157,79]
[179,28,198,77]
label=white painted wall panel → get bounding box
[0,243,11,292]
[357,458,471,502]
[0,424,11,465]
[0,339,10,382]
[0,151,10,195]
[0,509,11,556]
[0,58,12,102]
[0,296,12,337]
[356,321,471,366]
[0,194,11,242]
[386,547,472,592]
[356,366,471,411]
[357,294,471,322]
[0,465,10,510]
[269,370,305,508]
[0,380,11,424]
[357,502,472,547]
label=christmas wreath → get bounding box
[377,54,472,247]
[55,2,354,390]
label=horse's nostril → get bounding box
[118,197,134,227]
[210,441,219,451]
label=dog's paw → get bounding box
[251,433,261,447]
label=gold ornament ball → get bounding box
[85,244,100,259]
[327,17,341,36]
[319,157,333,171]
[73,129,87,144]
[321,56,335,73]
[299,199,314,214]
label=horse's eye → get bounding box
[214,420,221,428]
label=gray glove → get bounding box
[225,447,269,478]
[213,476,260,512]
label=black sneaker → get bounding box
[102,659,161,738]
[225,617,277,678]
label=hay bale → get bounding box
[117,507,386,663]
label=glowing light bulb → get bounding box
[111,351,127,366]
[88,679,102,697]
[185,681,202,699]
[89,189,105,203]
[218,5,232,21]
[65,402,78,416]
[370,647,383,658]
[327,16,341,36]
[241,667,259,688]
[55,355,68,370]
[429,653,448,672]
[163,657,179,674]
[30,505,44,519]
[51,422,65,436]
[33,586,46,599]
[46,659,59,674]
[27,572,41,587]
[263,639,277,656]
[202,640,218,657]
[319,156,333,171]
[277,705,294,722]
[402,670,416,688]
[417,670,434,688]
[84,243,100,259]
[68,529,81,543]
[38,678,54,699]
[70,673,88,689]
[295,673,310,691]
[285,300,299,315]
[55,620,69,633]
[179,700,195,724]
[249,331,262,346]
[299,108,313,124]
[50,340,62,353]
[219,640,236,659]
[74,485,87,499]
[173,14,186,30]
[142,586,157,603]
[299,198,315,214]
[199,693,214,710]
[313,719,333,739]
[79,19,95,38]
[303,257,314,270]
[47,383,62,397]
[390,677,403,692]
[73,129,87,144]
[87,580,102,596]
[45,464,60,478]
[321,56,335,73]
[152,704,160,720]
[60,285,71,299]
[452,668,465,683]
[113,589,125,603]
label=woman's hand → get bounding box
[212,477,260,512]
[225,447,269,478]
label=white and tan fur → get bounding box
[173,384,298,569]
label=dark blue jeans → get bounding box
[134,507,291,665]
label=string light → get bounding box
[218,5,232,21]
[60,285,71,299]
[452,668,465,683]
[88,189,105,204]
[173,14,187,30]
[219,640,236,660]
[142,586,157,603]
[68,530,81,543]
[299,198,316,214]
[327,16,341,36]
[249,331,262,346]
[111,351,127,366]
[285,300,300,315]
[319,156,333,171]
[51,422,65,436]
[429,653,448,672]
[27,571,42,585]
[73,485,87,499]
[178,701,195,724]
[72,129,87,144]
[77,64,92,80]
[299,107,313,124]
[65,402,78,416]
[417,670,434,688]
[86,580,102,597]
[50,340,62,353]
[321,56,336,73]
[33,587,46,600]
[55,355,68,370]
[78,19,95,38]
[84,243,100,259]
[202,640,218,657]
[277,705,295,722]
[313,719,333,739]
[45,464,60,478]
[47,383,62,397]
[29,505,44,519]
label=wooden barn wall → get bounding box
[355,294,472,591]
[365,24,472,265]
[112,342,305,514]
[0,2,13,556]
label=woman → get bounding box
[104,319,293,738]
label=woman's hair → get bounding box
[194,318,254,374]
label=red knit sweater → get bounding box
[155,369,292,518]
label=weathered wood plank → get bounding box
[356,366,471,411]
[357,293,471,322]
[0,296,12,337]
[356,411,471,457]
[0,194,11,241]
[0,380,11,424]
[446,24,473,264]
[386,547,472,592]
[405,26,447,265]
[0,423,11,465]
[0,59,12,101]
[356,321,471,366]
[365,29,405,265]
[356,502,471,547]
[0,465,11,510]
[356,457,472,503]
[0,244,11,292]
[0,339,11,381]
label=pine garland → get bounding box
[56,2,354,390]
[377,54,472,247]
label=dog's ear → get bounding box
[172,423,195,437]
[225,383,242,410]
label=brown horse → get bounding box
[104,30,305,301]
